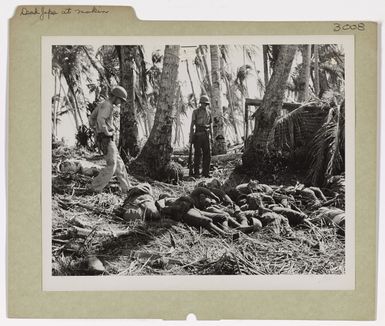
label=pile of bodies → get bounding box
[116,178,344,237]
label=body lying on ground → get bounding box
[115,183,160,221]
[116,179,341,237]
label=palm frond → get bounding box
[235,65,253,85]
[321,89,342,106]
[268,45,281,69]
[319,44,345,66]
[193,55,201,67]
[306,103,345,185]
[186,93,196,110]
[320,62,344,79]
[151,49,163,64]
[307,123,331,185]
[256,73,265,96]
[220,45,230,63]
[198,45,208,53]
[243,45,261,63]
[326,104,345,176]
[135,90,146,115]
[134,45,148,95]
[267,103,312,151]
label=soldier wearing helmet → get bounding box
[87,86,130,193]
[189,95,213,178]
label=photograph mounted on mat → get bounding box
[7,5,377,320]
[42,35,355,291]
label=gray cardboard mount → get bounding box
[7,6,378,320]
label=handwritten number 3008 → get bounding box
[334,23,365,32]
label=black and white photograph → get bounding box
[42,36,354,290]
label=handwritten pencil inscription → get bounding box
[20,6,109,20]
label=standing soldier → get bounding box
[189,95,213,178]
[87,86,131,193]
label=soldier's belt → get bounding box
[196,126,210,132]
[97,133,114,141]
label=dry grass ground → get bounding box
[51,146,345,276]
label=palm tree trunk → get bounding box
[118,46,140,160]
[63,73,84,127]
[298,45,311,102]
[243,45,297,168]
[195,63,206,95]
[220,53,236,142]
[199,46,212,96]
[226,85,240,143]
[137,116,146,138]
[185,59,197,107]
[52,73,58,138]
[180,123,185,146]
[210,45,227,155]
[63,78,80,128]
[173,86,181,146]
[59,78,78,128]
[134,45,181,178]
[222,57,240,144]
[142,116,149,137]
[54,74,63,138]
[313,45,320,97]
[69,87,84,126]
[319,70,329,98]
[263,45,270,89]
[81,46,110,90]
[147,108,154,134]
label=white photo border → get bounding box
[42,35,355,291]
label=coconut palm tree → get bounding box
[243,45,298,168]
[210,44,227,155]
[198,45,212,96]
[54,45,111,149]
[173,85,190,147]
[220,46,240,144]
[262,45,270,88]
[235,64,253,97]
[117,46,140,160]
[263,98,344,187]
[288,44,344,101]
[307,100,345,185]
[183,58,198,107]
[52,45,91,129]
[133,45,181,179]
[51,65,61,138]
[95,45,120,86]
[313,45,320,97]
[193,55,207,95]
[145,49,164,133]
[298,45,312,102]
[81,46,110,93]
[317,44,345,99]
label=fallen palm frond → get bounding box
[266,101,327,152]
[307,104,344,186]
[51,144,345,276]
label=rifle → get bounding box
[188,142,194,176]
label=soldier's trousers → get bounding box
[91,136,130,193]
[193,131,211,176]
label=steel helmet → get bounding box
[199,95,210,105]
[111,86,127,102]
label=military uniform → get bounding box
[88,86,130,193]
[190,96,212,177]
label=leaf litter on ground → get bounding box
[51,145,345,276]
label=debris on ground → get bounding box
[51,145,345,276]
